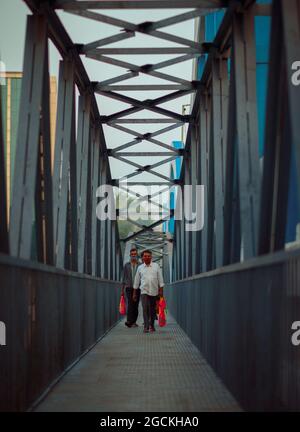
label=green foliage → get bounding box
[115,191,155,239]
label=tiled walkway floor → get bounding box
[35,312,242,412]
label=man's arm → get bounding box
[133,268,141,301]
[121,263,128,295]
[157,265,164,297]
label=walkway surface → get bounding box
[35,311,242,412]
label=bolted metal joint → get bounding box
[140,64,153,73]
[100,116,108,123]
[138,21,153,32]
[173,179,183,186]
[74,43,84,54]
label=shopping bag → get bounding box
[119,293,126,315]
[158,296,167,327]
[155,298,159,316]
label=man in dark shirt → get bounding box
[121,247,140,328]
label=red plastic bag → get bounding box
[119,293,126,315]
[158,296,167,327]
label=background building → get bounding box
[0,72,57,223]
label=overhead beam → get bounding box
[112,153,176,182]
[98,88,193,123]
[148,8,217,30]
[97,84,195,91]
[79,30,135,53]
[107,118,184,123]
[97,71,139,86]
[121,214,173,243]
[107,123,183,152]
[110,151,181,156]
[67,9,205,50]
[147,70,191,85]
[56,1,225,10]
[89,47,199,55]
[118,184,170,212]
[115,181,174,186]
[88,51,203,70]
[97,69,191,94]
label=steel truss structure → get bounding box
[0,0,299,279]
[172,0,300,280]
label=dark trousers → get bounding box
[141,294,157,329]
[126,287,140,325]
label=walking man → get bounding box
[121,247,140,328]
[133,250,164,333]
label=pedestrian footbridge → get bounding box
[34,313,241,412]
[0,0,300,412]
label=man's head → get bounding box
[142,250,152,265]
[130,247,138,262]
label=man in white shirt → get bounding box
[133,250,164,333]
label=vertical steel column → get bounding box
[180,174,186,278]
[223,64,241,265]
[10,15,48,259]
[110,183,117,280]
[180,213,186,278]
[52,59,75,268]
[85,123,93,274]
[77,93,91,273]
[206,114,215,271]
[196,116,202,274]
[43,45,55,265]
[111,220,116,280]
[35,137,45,262]
[232,7,261,259]
[162,241,170,283]
[96,215,101,277]
[184,149,192,277]
[69,86,78,271]
[64,189,72,269]
[114,220,119,281]
[91,127,100,276]
[35,41,54,265]
[172,227,177,281]
[115,242,120,281]
[200,89,210,272]
[99,155,108,278]
[173,220,177,280]
[0,86,9,254]
[190,120,201,275]
[211,55,229,267]
[107,218,112,279]
[258,0,297,254]
[177,220,181,280]
[282,0,300,212]
[175,188,182,279]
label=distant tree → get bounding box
[115,191,155,240]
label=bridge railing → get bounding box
[0,253,121,412]
[166,246,300,411]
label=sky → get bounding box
[0,0,196,205]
